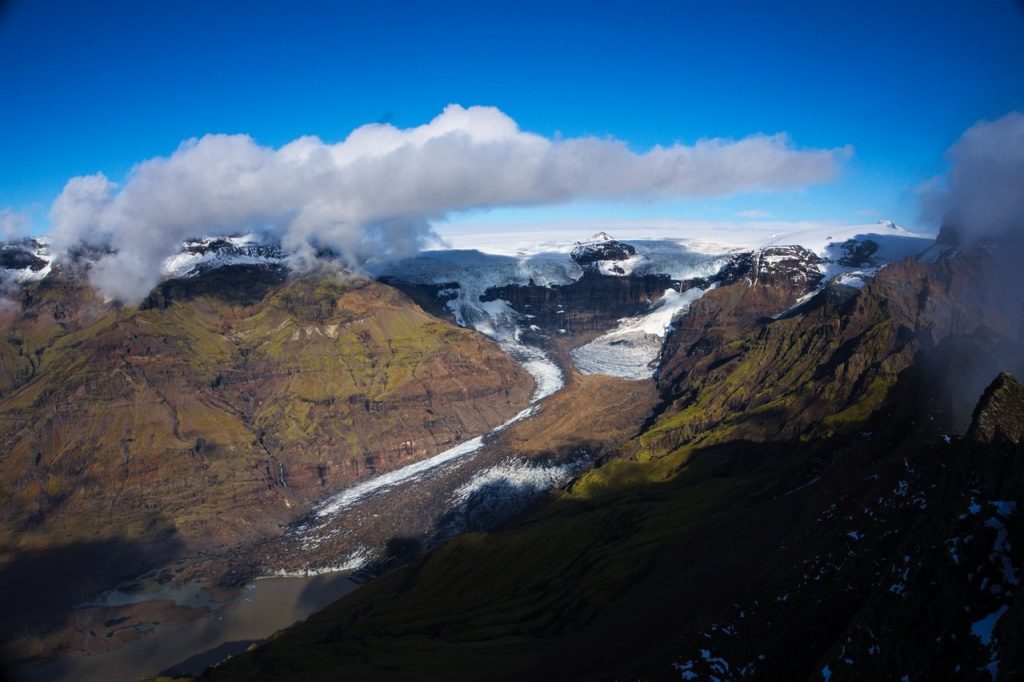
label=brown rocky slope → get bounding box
[0,265,533,644]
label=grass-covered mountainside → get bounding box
[0,264,533,643]
[202,239,1024,680]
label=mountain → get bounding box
[0,238,53,284]
[0,252,535,659]
[163,235,286,279]
[6,224,1022,679]
[570,232,638,274]
[195,231,1024,680]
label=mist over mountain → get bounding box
[38,105,846,304]
[922,112,1024,243]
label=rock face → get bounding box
[141,263,289,308]
[481,273,676,334]
[0,238,51,284]
[968,372,1024,445]
[474,244,824,338]
[170,236,286,277]
[838,238,880,267]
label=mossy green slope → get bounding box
[0,271,533,555]
[204,247,1024,680]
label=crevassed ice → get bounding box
[449,457,586,507]
[571,285,712,380]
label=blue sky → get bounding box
[2,0,1023,233]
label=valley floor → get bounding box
[6,334,660,681]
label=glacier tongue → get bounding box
[571,285,713,380]
[372,250,569,400]
[373,242,735,383]
[307,339,560,521]
[307,257,569,523]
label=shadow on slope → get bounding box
[202,363,1023,681]
[201,434,834,681]
[0,532,184,668]
[141,265,288,309]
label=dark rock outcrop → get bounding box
[838,238,880,267]
[481,272,675,334]
[141,264,288,308]
[968,372,1024,445]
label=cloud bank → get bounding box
[48,104,848,303]
[922,111,1024,240]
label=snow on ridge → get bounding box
[835,272,869,289]
[432,219,933,257]
[0,238,54,285]
[162,234,285,278]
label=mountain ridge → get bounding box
[4,225,1019,679]
[189,232,1024,681]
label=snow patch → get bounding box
[162,235,284,278]
[971,605,1009,646]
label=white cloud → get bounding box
[48,104,850,303]
[921,111,1024,239]
[0,209,29,241]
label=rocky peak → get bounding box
[0,238,48,272]
[967,371,1024,445]
[570,233,636,268]
[183,235,281,258]
[165,234,286,278]
[754,245,825,284]
[712,245,824,290]
[0,238,52,284]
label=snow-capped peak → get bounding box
[0,238,53,284]
[570,233,637,272]
[162,233,285,278]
